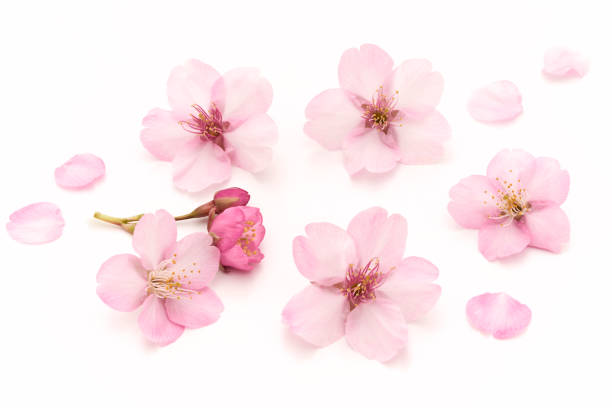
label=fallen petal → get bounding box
[55,153,105,189]
[6,202,65,244]
[543,47,588,78]
[467,80,523,123]
[466,292,531,339]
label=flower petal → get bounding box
[523,157,570,205]
[282,285,349,347]
[140,108,195,161]
[163,232,220,290]
[466,292,531,339]
[524,206,569,253]
[542,47,588,78]
[478,222,530,261]
[304,88,363,150]
[133,210,177,270]
[378,257,441,321]
[293,222,358,285]
[389,59,444,117]
[486,149,535,187]
[223,113,278,173]
[172,139,232,192]
[394,110,450,164]
[342,130,401,175]
[212,68,273,124]
[448,175,501,229]
[6,202,64,244]
[345,296,409,362]
[467,80,523,123]
[96,254,148,312]
[54,153,105,189]
[165,287,223,329]
[338,44,394,100]
[347,207,407,272]
[137,296,184,346]
[167,59,221,117]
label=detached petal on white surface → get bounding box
[466,292,531,339]
[6,202,65,244]
[55,153,105,189]
[467,80,523,123]
[543,47,588,78]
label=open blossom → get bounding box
[282,207,441,362]
[141,60,278,192]
[304,44,450,175]
[209,206,264,271]
[96,210,222,346]
[448,149,570,261]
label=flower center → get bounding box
[361,87,402,134]
[484,172,531,226]
[237,220,259,257]
[146,255,200,300]
[341,258,386,309]
[179,104,229,147]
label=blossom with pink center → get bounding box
[282,207,441,362]
[304,44,450,175]
[448,149,570,261]
[141,60,278,192]
[96,210,223,346]
[209,206,264,272]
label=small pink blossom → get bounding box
[6,202,65,244]
[466,292,531,339]
[209,206,264,272]
[96,210,222,346]
[467,80,523,123]
[304,44,450,175]
[55,153,105,189]
[542,47,588,78]
[141,60,278,192]
[448,149,570,261]
[213,187,250,211]
[282,207,441,362]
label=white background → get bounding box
[1,0,611,406]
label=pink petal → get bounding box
[163,232,220,289]
[394,110,450,164]
[378,257,441,321]
[54,153,105,189]
[223,113,278,173]
[543,47,588,78]
[6,202,65,244]
[132,210,177,270]
[140,108,195,161]
[523,157,570,205]
[282,285,349,347]
[448,175,501,229]
[165,287,223,329]
[209,206,246,252]
[347,207,407,272]
[478,222,530,261]
[486,149,535,187]
[388,59,444,117]
[138,296,184,346]
[345,296,409,362]
[467,80,523,123]
[304,88,363,150]
[172,139,232,193]
[292,222,358,286]
[342,130,401,175]
[466,292,531,339]
[338,44,394,100]
[524,206,570,253]
[96,254,148,312]
[167,59,221,117]
[212,68,273,125]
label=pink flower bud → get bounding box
[213,187,250,213]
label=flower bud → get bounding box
[213,187,250,213]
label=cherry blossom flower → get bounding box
[6,202,65,244]
[304,44,450,175]
[55,153,105,189]
[466,292,531,339]
[141,60,278,192]
[282,207,441,362]
[542,47,588,78]
[209,206,264,272]
[96,210,222,346]
[467,81,523,123]
[448,149,570,261]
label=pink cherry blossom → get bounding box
[282,207,441,362]
[466,292,531,339]
[96,210,222,346]
[55,153,105,189]
[141,60,278,192]
[467,80,523,123]
[6,202,65,244]
[542,47,588,78]
[304,44,450,175]
[209,206,264,272]
[448,149,570,261]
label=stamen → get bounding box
[341,258,387,308]
[178,104,226,146]
[361,87,402,134]
[146,259,198,300]
[484,171,531,226]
